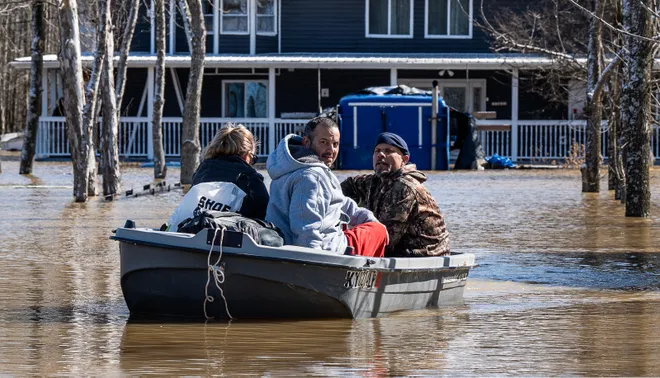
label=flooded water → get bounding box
[1,158,660,376]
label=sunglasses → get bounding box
[249,153,258,165]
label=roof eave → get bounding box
[9,54,589,70]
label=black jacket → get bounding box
[191,155,269,220]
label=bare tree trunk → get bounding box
[607,65,622,191]
[179,0,206,184]
[622,0,654,217]
[152,0,167,179]
[0,17,7,136]
[58,0,89,201]
[115,0,139,114]
[177,0,193,53]
[101,0,121,196]
[19,0,45,174]
[582,0,604,193]
[82,0,116,198]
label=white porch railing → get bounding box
[476,120,660,162]
[37,116,307,159]
[37,116,660,162]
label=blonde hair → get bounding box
[202,123,257,161]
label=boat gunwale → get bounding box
[111,235,476,274]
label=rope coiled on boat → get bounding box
[204,227,233,320]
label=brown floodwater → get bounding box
[1,159,660,376]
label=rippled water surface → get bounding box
[1,158,660,376]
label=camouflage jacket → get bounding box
[341,165,450,257]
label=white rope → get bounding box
[204,227,233,320]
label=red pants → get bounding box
[343,222,388,258]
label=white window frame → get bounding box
[399,78,486,113]
[203,0,215,35]
[220,0,250,35]
[218,0,277,36]
[256,0,277,36]
[221,79,269,118]
[424,0,473,39]
[365,0,414,39]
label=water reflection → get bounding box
[1,161,660,375]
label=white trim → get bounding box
[169,0,175,54]
[150,0,155,54]
[250,0,256,54]
[12,54,594,70]
[137,80,148,117]
[317,68,321,114]
[221,79,269,118]
[390,68,397,86]
[256,0,277,36]
[220,0,250,35]
[365,0,414,39]
[41,68,48,116]
[213,0,219,53]
[417,106,422,148]
[348,102,433,107]
[511,68,519,161]
[353,106,358,148]
[203,0,215,35]
[170,68,185,113]
[147,67,155,160]
[424,0,473,39]
[268,68,276,155]
[48,70,56,116]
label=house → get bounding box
[11,0,660,163]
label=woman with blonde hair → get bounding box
[191,123,269,220]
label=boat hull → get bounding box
[114,227,474,319]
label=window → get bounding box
[203,0,214,35]
[366,0,413,38]
[257,0,276,35]
[219,0,277,35]
[223,81,268,118]
[425,0,472,38]
[221,0,249,34]
[399,79,485,113]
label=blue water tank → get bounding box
[337,93,450,170]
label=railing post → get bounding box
[147,67,154,160]
[38,68,48,158]
[511,68,519,162]
[268,67,276,156]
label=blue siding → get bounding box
[219,35,250,54]
[256,36,277,54]
[280,0,498,53]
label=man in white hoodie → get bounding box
[265,117,388,257]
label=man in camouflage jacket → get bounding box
[341,132,450,257]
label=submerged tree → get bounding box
[179,0,206,184]
[581,0,605,193]
[480,0,626,194]
[19,0,45,175]
[620,0,656,217]
[58,0,91,201]
[152,0,167,179]
[100,0,120,196]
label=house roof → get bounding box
[10,52,587,70]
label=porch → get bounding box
[35,116,660,163]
